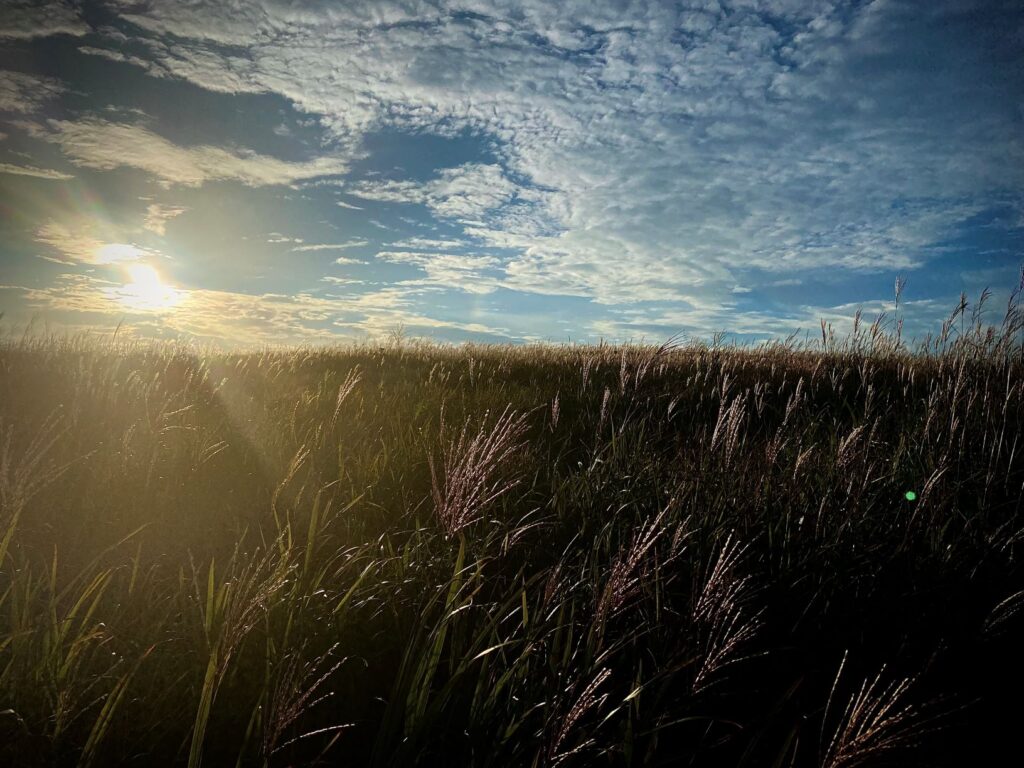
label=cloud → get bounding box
[76,46,153,70]
[291,240,369,252]
[352,163,518,220]
[98,0,1022,313]
[35,220,150,265]
[76,46,128,63]
[0,1,88,40]
[0,162,73,180]
[143,204,188,235]
[390,237,469,250]
[0,69,66,114]
[26,117,350,187]
[4,272,510,344]
[584,295,956,346]
[376,250,501,294]
[6,0,1024,343]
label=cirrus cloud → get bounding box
[0,161,73,180]
[25,117,351,188]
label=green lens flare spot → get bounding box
[904,491,917,502]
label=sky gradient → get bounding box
[1,0,1022,345]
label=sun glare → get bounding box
[116,264,183,311]
[95,243,146,264]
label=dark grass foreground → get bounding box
[1,298,1023,767]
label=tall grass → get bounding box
[0,287,1022,766]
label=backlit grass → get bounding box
[1,290,1023,766]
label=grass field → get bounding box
[1,292,1023,766]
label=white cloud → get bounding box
[0,1,88,40]
[376,250,501,294]
[27,117,350,188]
[77,46,127,63]
[97,0,1022,314]
[390,237,469,250]
[352,163,518,220]
[0,69,65,114]
[4,272,510,344]
[7,0,1023,342]
[0,162,73,180]
[584,295,955,346]
[77,46,154,70]
[143,204,187,235]
[291,240,369,252]
[35,220,151,265]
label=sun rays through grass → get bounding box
[1,290,1023,766]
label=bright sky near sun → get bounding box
[0,0,1022,345]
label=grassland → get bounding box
[1,293,1023,766]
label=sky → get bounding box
[0,0,1022,346]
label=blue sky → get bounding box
[0,0,1022,345]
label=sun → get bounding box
[116,264,183,311]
